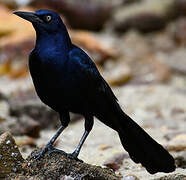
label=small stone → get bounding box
[6,139,11,144]
[17,115,41,138]
[12,167,17,172]
[60,175,75,180]
[166,133,186,152]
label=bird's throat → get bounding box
[35,30,72,54]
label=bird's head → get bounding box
[13,9,66,34]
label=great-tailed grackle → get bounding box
[13,10,175,174]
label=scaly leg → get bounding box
[67,116,94,161]
[33,111,70,160]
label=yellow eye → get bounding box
[44,15,52,22]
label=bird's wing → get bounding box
[68,45,118,101]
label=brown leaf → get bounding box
[0,60,11,76]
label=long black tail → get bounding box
[117,110,175,174]
[96,103,175,174]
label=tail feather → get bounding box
[117,112,175,174]
[95,97,175,174]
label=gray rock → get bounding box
[32,0,123,31]
[175,152,186,169]
[12,148,120,180]
[110,0,175,33]
[0,131,24,178]
[9,93,82,129]
[9,98,60,129]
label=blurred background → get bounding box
[0,0,186,179]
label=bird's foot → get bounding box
[47,146,66,155]
[32,144,66,160]
[67,152,83,162]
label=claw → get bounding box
[47,146,66,155]
[32,144,66,160]
[32,151,44,160]
[67,152,83,162]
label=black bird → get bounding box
[13,10,175,174]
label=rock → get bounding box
[174,0,186,17]
[0,91,8,101]
[175,152,186,169]
[153,173,186,180]
[16,115,40,138]
[0,131,24,178]
[0,115,40,138]
[9,96,61,129]
[166,134,186,152]
[114,13,167,33]
[9,96,82,129]
[111,0,175,33]
[12,148,120,180]
[32,0,122,31]
[103,153,128,171]
[0,117,18,135]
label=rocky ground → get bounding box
[0,0,186,179]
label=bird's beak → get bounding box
[13,11,43,23]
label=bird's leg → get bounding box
[67,116,94,162]
[33,111,70,160]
